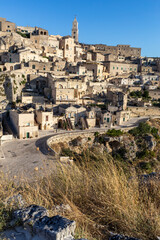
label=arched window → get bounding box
[66,44,69,50]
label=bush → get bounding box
[106,129,123,137]
[94,132,99,137]
[130,90,142,98]
[129,122,151,137]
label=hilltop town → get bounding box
[1,16,160,240]
[0,16,160,140]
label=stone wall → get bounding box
[128,106,160,117]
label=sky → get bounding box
[1,0,160,57]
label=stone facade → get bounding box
[10,110,39,139]
[0,17,15,33]
[72,17,78,43]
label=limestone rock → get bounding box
[33,215,76,240]
[144,134,156,151]
[4,194,26,208]
[13,205,48,224]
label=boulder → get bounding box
[13,205,48,224]
[33,215,76,240]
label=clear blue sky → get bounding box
[1,0,160,57]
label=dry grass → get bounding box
[0,151,160,240]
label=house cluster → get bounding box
[0,17,160,139]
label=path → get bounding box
[0,115,156,178]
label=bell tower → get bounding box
[72,16,78,43]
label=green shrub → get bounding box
[106,129,123,137]
[94,132,99,137]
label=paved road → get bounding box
[0,116,156,179]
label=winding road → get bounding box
[0,116,156,179]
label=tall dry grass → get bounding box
[0,150,160,239]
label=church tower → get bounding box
[72,17,78,43]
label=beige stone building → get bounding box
[84,62,104,79]
[92,52,105,62]
[104,61,138,76]
[94,44,141,58]
[149,89,160,100]
[36,110,54,130]
[60,36,75,62]
[48,74,88,104]
[0,18,15,32]
[10,109,38,139]
[107,91,127,110]
[116,110,130,125]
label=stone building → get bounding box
[9,109,39,139]
[16,26,35,34]
[84,62,104,79]
[104,61,138,76]
[92,52,105,62]
[116,110,130,125]
[60,36,75,62]
[107,91,127,110]
[36,109,54,130]
[72,17,78,43]
[0,17,15,32]
[149,89,160,100]
[94,44,141,58]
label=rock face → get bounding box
[144,134,156,151]
[104,135,138,160]
[0,205,77,240]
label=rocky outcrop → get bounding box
[1,204,78,240]
[13,205,48,225]
[144,134,156,151]
[103,135,138,160]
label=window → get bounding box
[32,65,35,69]
[130,68,132,71]
[121,67,123,70]
[117,67,118,69]
[107,118,110,123]
[104,117,106,120]
[113,67,115,69]
[46,116,48,121]
[123,118,125,122]
[35,40,37,43]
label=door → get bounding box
[27,132,30,138]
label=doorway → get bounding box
[26,132,30,138]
